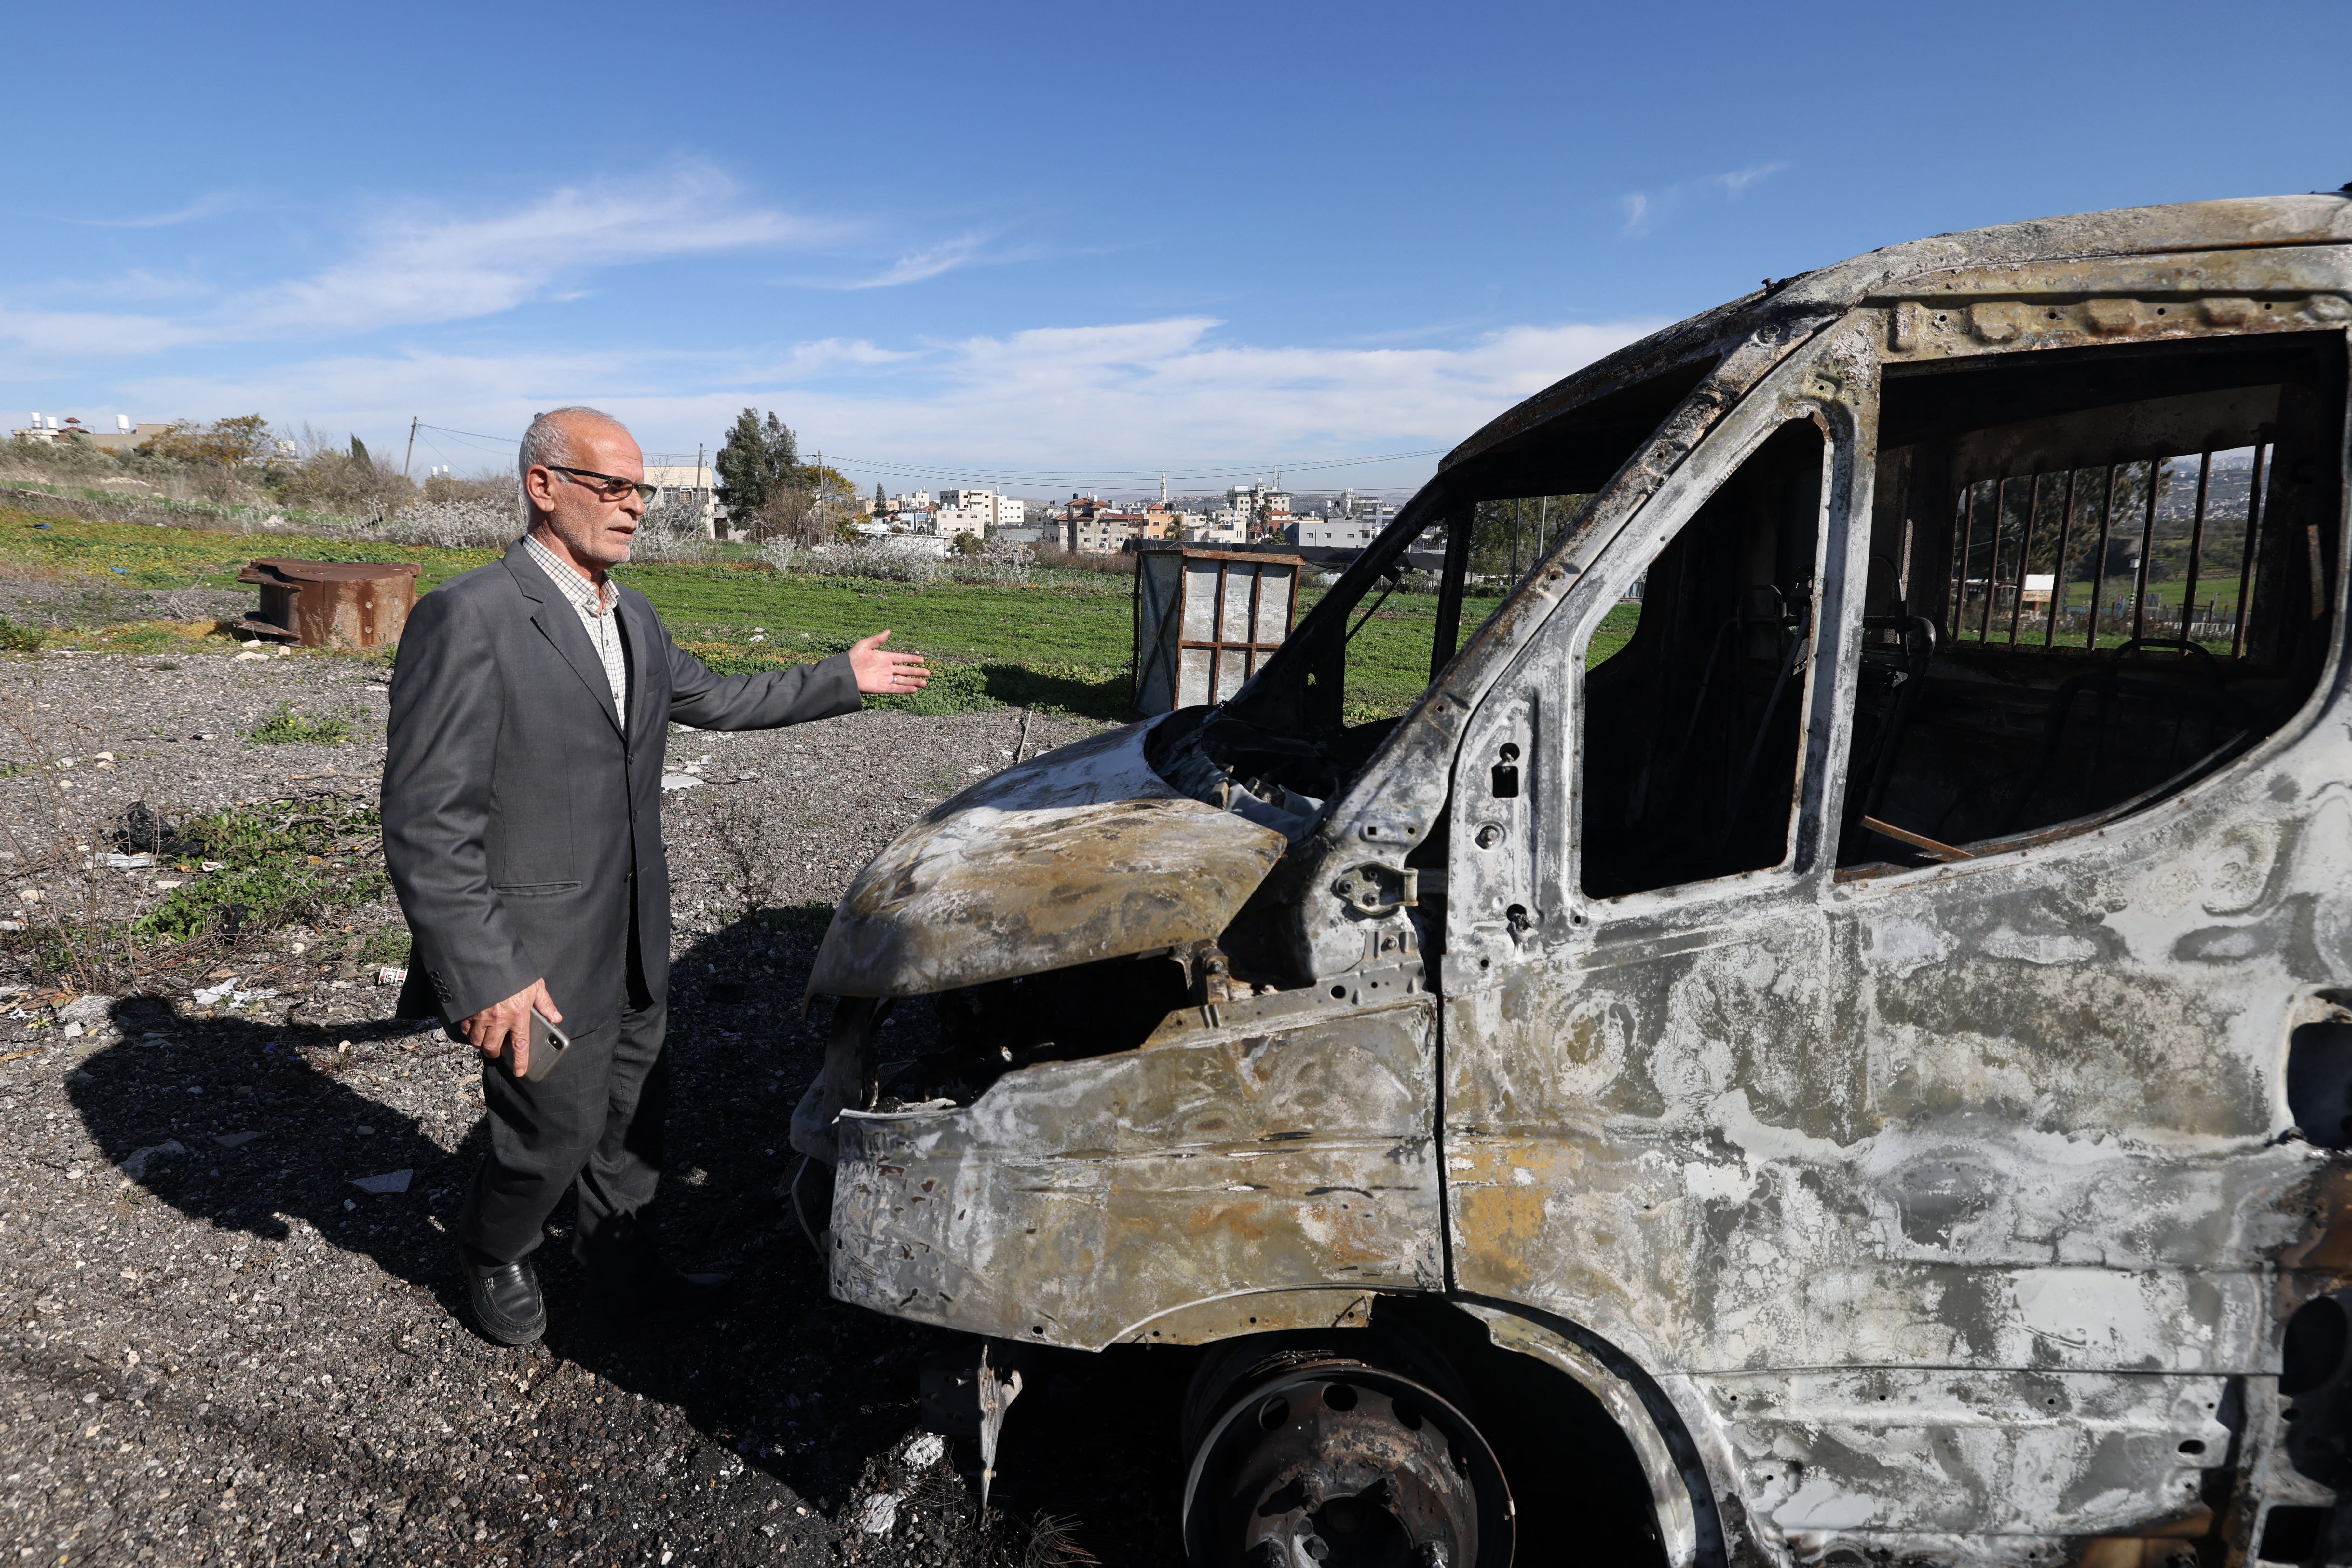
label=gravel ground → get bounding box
[0,647,1192,1567]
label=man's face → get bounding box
[525,418,645,570]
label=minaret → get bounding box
[1159,471,1168,505]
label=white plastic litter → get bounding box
[902,1433,946,1470]
[193,980,279,1009]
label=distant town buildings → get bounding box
[935,488,1024,539]
[11,413,174,451]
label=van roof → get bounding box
[1442,191,2352,476]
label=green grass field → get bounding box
[0,509,1638,723]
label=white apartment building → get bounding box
[1289,488,1399,549]
[643,463,722,537]
[932,487,1024,539]
[1066,513,1154,553]
[1291,514,1386,548]
[1225,479,1294,521]
[1189,511,1248,545]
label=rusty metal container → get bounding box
[1130,545,1304,715]
[234,559,421,649]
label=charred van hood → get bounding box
[806,717,1290,998]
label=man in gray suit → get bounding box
[383,405,926,1346]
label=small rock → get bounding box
[351,1170,412,1194]
[213,1131,262,1149]
[60,994,113,1024]
[859,1492,901,1535]
[660,774,705,792]
[120,1140,188,1181]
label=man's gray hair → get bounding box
[518,406,628,520]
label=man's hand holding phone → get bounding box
[463,978,562,1077]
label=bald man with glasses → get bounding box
[383,405,926,1346]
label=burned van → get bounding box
[792,193,2352,1567]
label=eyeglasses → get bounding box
[543,465,656,503]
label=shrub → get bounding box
[0,614,44,652]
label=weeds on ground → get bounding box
[0,613,43,651]
[0,675,392,992]
[131,799,387,943]
[248,703,353,745]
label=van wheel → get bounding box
[1180,1346,1514,1568]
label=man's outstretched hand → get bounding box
[849,629,930,695]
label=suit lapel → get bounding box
[618,588,661,754]
[503,545,624,739]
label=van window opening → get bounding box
[1208,352,1717,775]
[1839,334,2344,873]
[1578,418,1829,900]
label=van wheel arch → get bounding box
[1172,1295,1721,1566]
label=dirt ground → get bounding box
[0,647,1194,1567]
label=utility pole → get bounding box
[402,416,418,478]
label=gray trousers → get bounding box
[457,989,671,1271]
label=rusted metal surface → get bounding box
[235,558,419,648]
[805,194,2352,1566]
[828,984,1444,1347]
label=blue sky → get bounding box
[5,0,2346,498]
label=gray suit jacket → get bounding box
[383,541,860,1035]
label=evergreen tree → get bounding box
[714,409,801,520]
[873,480,886,514]
[349,434,370,465]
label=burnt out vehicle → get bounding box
[791,193,2352,1567]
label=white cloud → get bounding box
[1620,161,1790,237]
[0,165,844,357]
[88,314,1663,484]
[837,234,987,290]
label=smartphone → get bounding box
[519,1008,571,1083]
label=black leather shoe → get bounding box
[590,1259,733,1317]
[461,1250,546,1345]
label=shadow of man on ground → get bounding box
[68,992,485,1317]
[55,926,1190,1564]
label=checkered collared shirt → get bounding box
[523,531,628,726]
